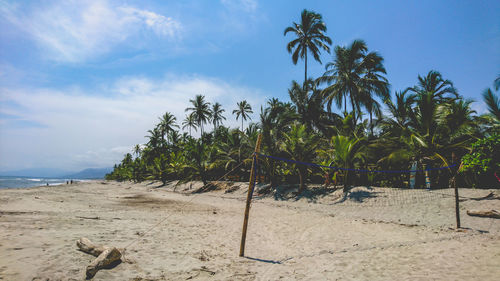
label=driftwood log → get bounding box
[466,210,500,219]
[76,237,122,279]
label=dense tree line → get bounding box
[107,9,500,190]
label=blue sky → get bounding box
[0,0,499,172]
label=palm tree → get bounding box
[259,101,297,187]
[318,40,389,123]
[289,79,341,135]
[360,51,390,134]
[145,127,162,150]
[181,139,218,186]
[211,102,226,131]
[280,123,319,193]
[480,75,500,133]
[185,95,211,136]
[133,144,142,158]
[329,135,366,192]
[382,91,415,131]
[284,9,332,84]
[182,113,198,137]
[233,100,253,132]
[157,112,179,142]
[483,88,500,122]
[405,71,459,153]
[405,70,458,103]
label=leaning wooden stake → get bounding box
[239,133,262,257]
[77,237,122,279]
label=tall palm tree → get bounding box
[284,9,332,84]
[233,100,253,132]
[185,95,211,136]
[405,71,459,154]
[133,144,142,158]
[211,102,226,131]
[182,113,198,137]
[157,112,179,142]
[318,40,389,123]
[360,51,390,134]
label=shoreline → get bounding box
[0,181,499,280]
[0,177,98,190]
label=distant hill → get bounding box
[64,168,113,179]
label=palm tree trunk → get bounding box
[304,50,308,85]
[343,170,349,193]
[298,167,305,194]
[350,96,356,122]
[241,119,244,132]
[344,95,347,114]
[369,111,373,136]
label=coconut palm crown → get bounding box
[232,100,253,132]
[185,95,211,136]
[211,102,226,131]
[284,9,332,84]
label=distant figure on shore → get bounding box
[46,183,49,186]
[70,180,73,184]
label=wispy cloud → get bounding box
[0,0,182,63]
[0,74,266,170]
[220,0,258,13]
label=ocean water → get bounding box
[0,176,80,189]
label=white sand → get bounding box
[0,181,499,280]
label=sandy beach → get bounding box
[0,181,499,280]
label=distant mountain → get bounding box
[64,168,113,179]
[0,168,72,178]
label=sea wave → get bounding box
[0,176,85,188]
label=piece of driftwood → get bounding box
[466,210,500,219]
[76,237,122,279]
[76,216,100,220]
[86,247,121,279]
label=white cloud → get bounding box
[120,6,181,38]
[221,0,258,13]
[0,74,266,171]
[0,0,182,63]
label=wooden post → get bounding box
[239,133,262,257]
[452,152,461,229]
[453,172,460,228]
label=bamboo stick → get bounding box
[239,133,262,257]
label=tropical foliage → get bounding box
[107,11,500,191]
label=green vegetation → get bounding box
[107,11,500,190]
[462,134,500,187]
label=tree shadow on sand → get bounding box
[333,188,379,204]
[270,185,338,202]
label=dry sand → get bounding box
[0,181,499,280]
